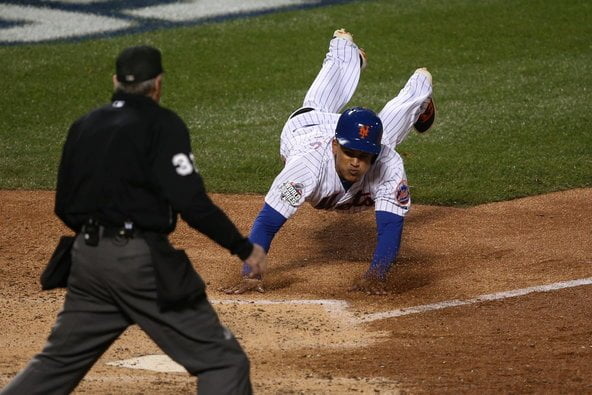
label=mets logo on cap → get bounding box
[358,124,370,138]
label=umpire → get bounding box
[1,45,266,394]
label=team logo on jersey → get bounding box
[280,182,304,207]
[395,180,410,206]
[358,124,370,139]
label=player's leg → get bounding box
[378,68,433,149]
[279,29,367,159]
[301,29,366,114]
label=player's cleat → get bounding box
[414,67,432,84]
[414,98,436,133]
[333,28,353,42]
[358,47,368,71]
[332,28,367,70]
[412,67,435,133]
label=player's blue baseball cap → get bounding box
[335,107,383,155]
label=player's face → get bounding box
[332,140,374,183]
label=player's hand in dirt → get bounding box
[222,277,265,294]
[221,243,266,294]
[348,276,389,295]
[243,243,267,278]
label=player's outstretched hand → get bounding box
[222,277,265,294]
[244,243,267,278]
[348,276,389,295]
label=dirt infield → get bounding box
[1,189,591,393]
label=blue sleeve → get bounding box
[241,203,287,276]
[366,211,404,280]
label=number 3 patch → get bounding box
[172,153,198,176]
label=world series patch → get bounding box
[395,180,410,206]
[280,182,304,207]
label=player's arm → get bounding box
[369,211,404,279]
[351,157,410,295]
[222,203,287,294]
[223,158,314,294]
[241,203,287,277]
[349,211,404,295]
[221,202,288,295]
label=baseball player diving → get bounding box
[224,29,435,295]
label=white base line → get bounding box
[359,277,592,323]
[210,278,592,324]
[211,299,347,307]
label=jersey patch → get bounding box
[279,182,304,207]
[395,180,410,206]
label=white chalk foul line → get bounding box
[359,277,592,323]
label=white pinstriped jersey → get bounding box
[264,35,430,220]
[266,131,409,219]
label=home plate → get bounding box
[106,354,187,373]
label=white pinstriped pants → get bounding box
[297,35,433,149]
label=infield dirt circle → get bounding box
[1,189,591,393]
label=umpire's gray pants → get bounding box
[1,233,251,395]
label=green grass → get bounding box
[1,0,591,206]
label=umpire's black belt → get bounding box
[101,226,143,238]
[81,225,143,237]
[81,220,143,246]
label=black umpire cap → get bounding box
[116,45,163,84]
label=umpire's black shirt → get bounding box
[55,91,252,260]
